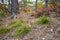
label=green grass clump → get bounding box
[0,27,10,35]
[14,25,32,37]
[8,21,16,26]
[36,16,49,25]
[8,19,32,37]
[8,19,25,29]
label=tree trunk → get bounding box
[45,0,48,8]
[1,0,4,4]
[8,0,11,13]
[10,0,19,19]
[43,0,49,15]
[35,0,38,10]
[22,0,26,10]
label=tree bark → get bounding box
[8,0,19,19]
[1,0,4,4]
[22,0,27,10]
[8,0,11,13]
[35,0,38,10]
[45,0,48,8]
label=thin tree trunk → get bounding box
[35,0,38,10]
[45,0,48,14]
[22,0,26,10]
[8,0,11,13]
[45,0,48,8]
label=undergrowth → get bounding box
[8,19,32,37]
[0,27,10,35]
[0,19,32,37]
[14,25,32,37]
[35,16,49,25]
[8,19,26,29]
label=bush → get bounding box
[0,4,8,19]
[0,27,10,35]
[8,19,25,29]
[14,25,32,37]
[36,16,49,25]
[8,19,32,37]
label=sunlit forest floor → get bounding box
[0,12,60,40]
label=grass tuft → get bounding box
[14,25,32,37]
[8,19,25,29]
[35,16,49,25]
[0,27,10,35]
[8,19,32,37]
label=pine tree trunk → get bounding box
[22,0,26,10]
[45,0,48,8]
[1,0,4,4]
[8,0,19,19]
[8,0,11,13]
[35,0,38,10]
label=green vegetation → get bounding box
[0,4,8,19]
[35,16,49,25]
[14,25,32,37]
[0,27,10,35]
[8,19,32,37]
[0,0,58,38]
[8,19,26,29]
[0,19,32,37]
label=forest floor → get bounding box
[0,13,60,40]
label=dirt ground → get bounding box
[0,14,60,40]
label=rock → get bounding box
[50,29,53,32]
[42,37,45,40]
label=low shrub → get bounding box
[35,16,49,25]
[0,4,8,19]
[0,27,10,35]
[8,19,32,37]
[14,25,32,37]
[8,19,25,29]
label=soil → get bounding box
[0,14,60,40]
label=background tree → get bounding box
[35,0,38,10]
[44,0,48,8]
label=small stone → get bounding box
[42,37,45,40]
[50,29,53,32]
